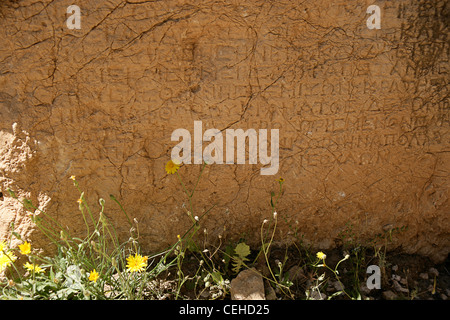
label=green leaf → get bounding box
[210,271,223,285]
[223,243,234,272]
[234,242,250,258]
[65,265,83,290]
[232,242,251,273]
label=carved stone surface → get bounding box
[0,0,448,262]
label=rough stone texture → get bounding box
[0,0,449,262]
[230,268,265,300]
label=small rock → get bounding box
[440,294,447,300]
[310,290,327,300]
[257,264,271,278]
[286,265,304,282]
[391,274,401,282]
[230,268,265,300]
[419,273,429,280]
[393,280,409,293]
[429,267,439,277]
[264,281,277,300]
[360,283,371,295]
[383,290,398,300]
[333,280,345,291]
[392,265,398,272]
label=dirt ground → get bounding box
[153,245,450,300]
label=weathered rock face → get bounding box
[0,0,448,262]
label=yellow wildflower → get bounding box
[165,159,180,174]
[126,253,148,273]
[0,251,17,272]
[23,262,44,274]
[77,198,83,204]
[0,240,5,252]
[89,269,99,282]
[19,241,31,255]
[69,175,76,181]
[316,251,327,260]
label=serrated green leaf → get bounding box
[234,242,250,258]
[232,242,251,273]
